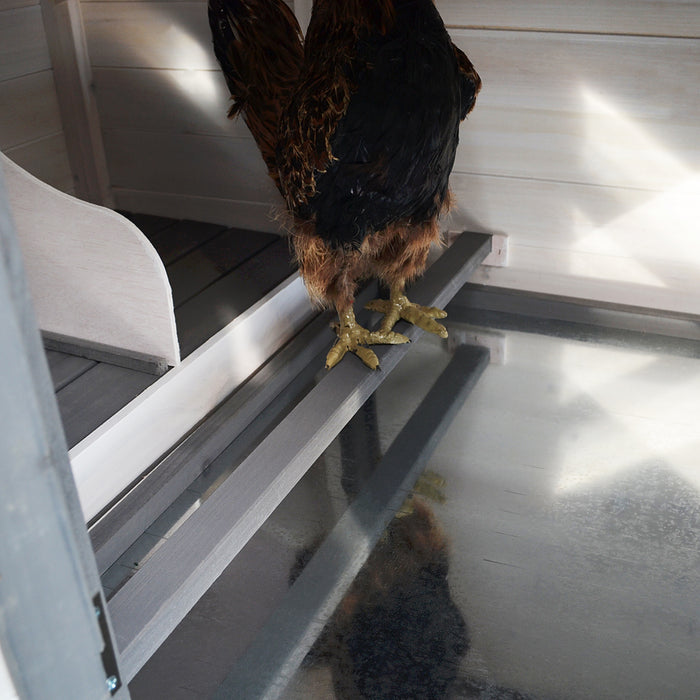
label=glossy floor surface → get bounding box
[130,319,700,699]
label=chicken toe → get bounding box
[366,284,448,340]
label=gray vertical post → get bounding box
[0,170,129,698]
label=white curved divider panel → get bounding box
[1,151,180,367]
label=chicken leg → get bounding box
[365,282,448,340]
[326,307,409,370]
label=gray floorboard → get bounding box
[56,363,157,449]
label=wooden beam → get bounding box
[70,273,314,523]
[40,0,112,205]
[214,343,490,699]
[108,231,492,682]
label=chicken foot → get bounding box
[365,282,448,340]
[326,307,408,370]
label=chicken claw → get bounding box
[366,284,448,339]
[326,308,408,370]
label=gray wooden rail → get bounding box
[214,343,490,699]
[108,232,492,682]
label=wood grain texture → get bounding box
[83,1,217,70]
[470,243,700,317]
[448,172,698,265]
[437,0,700,38]
[93,66,248,138]
[148,219,226,265]
[4,132,75,194]
[167,227,278,307]
[45,349,96,392]
[451,30,699,190]
[56,362,157,449]
[0,0,39,9]
[39,0,113,205]
[112,188,286,230]
[70,274,315,523]
[119,211,176,237]
[103,130,281,203]
[0,71,63,151]
[0,5,51,81]
[3,153,180,365]
[175,236,295,356]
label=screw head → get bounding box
[106,675,119,692]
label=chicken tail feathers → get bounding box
[208,0,304,186]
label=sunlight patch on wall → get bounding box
[162,24,221,113]
[580,88,694,191]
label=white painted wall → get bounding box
[77,0,700,314]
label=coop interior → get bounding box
[1,1,699,699]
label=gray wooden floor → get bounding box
[46,214,294,450]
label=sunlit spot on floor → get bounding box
[554,342,700,493]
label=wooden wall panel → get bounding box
[0,3,75,193]
[80,0,700,313]
[104,130,281,204]
[94,67,247,138]
[0,5,51,81]
[0,71,64,150]
[5,133,76,193]
[0,0,39,10]
[437,0,700,38]
[452,30,699,190]
[83,2,216,70]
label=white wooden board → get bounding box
[4,133,75,194]
[70,273,314,522]
[2,152,180,365]
[81,0,700,315]
[0,5,51,81]
[438,0,700,37]
[0,71,64,151]
[113,188,285,231]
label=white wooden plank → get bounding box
[448,172,699,265]
[2,152,180,365]
[83,1,218,70]
[453,30,699,121]
[4,132,75,193]
[113,188,285,231]
[438,0,700,38]
[69,274,315,523]
[0,70,63,150]
[471,243,700,316]
[0,0,38,9]
[457,107,698,191]
[451,31,700,191]
[103,130,282,203]
[39,0,113,205]
[0,5,51,81]
[93,66,250,138]
[103,31,699,206]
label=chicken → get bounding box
[208,0,480,369]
